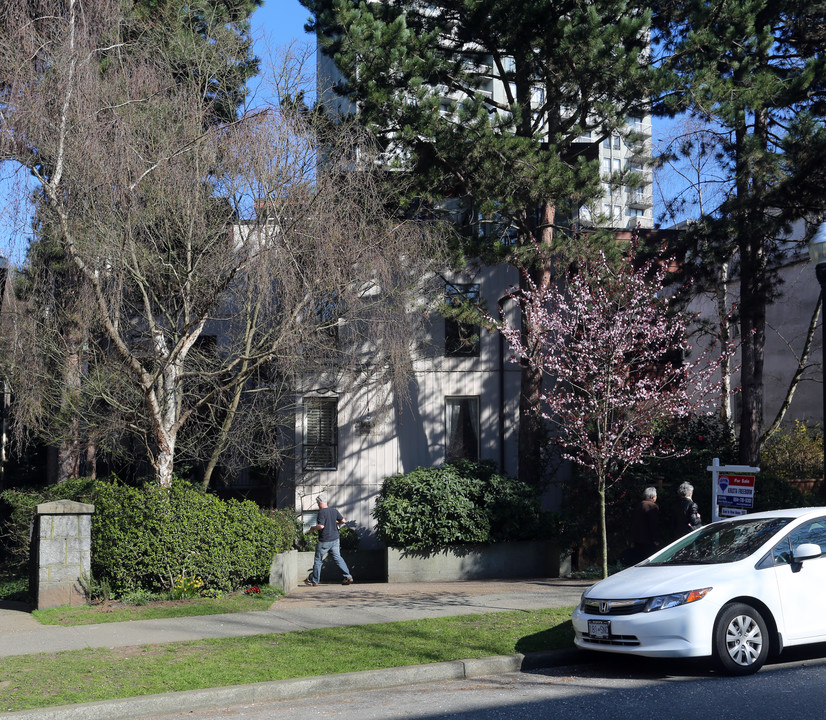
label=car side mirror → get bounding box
[793,543,822,562]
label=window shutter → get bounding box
[304,398,338,469]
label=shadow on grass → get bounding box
[515,619,575,653]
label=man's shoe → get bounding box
[342,577,354,585]
[303,579,318,586]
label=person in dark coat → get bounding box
[675,481,702,538]
[629,486,660,563]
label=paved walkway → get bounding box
[0,578,592,719]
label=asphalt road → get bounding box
[143,647,826,720]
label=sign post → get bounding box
[708,458,760,522]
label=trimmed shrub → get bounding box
[92,479,297,595]
[268,506,304,551]
[0,477,97,576]
[1,477,301,597]
[373,460,547,550]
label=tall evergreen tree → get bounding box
[302,0,657,483]
[123,0,263,124]
[653,0,826,465]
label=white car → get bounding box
[572,507,826,675]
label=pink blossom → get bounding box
[489,244,732,577]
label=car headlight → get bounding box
[645,587,711,612]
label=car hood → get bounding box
[583,562,746,599]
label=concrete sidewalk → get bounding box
[0,578,592,719]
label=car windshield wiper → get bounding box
[650,557,721,566]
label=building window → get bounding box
[445,283,481,357]
[303,397,338,470]
[446,396,480,462]
[312,292,340,348]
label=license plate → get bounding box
[588,619,611,639]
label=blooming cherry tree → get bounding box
[496,247,729,577]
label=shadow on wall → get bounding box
[395,378,433,474]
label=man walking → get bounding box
[305,492,354,586]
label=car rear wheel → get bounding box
[713,602,770,675]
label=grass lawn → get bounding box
[0,607,576,712]
[31,586,283,625]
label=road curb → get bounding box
[0,650,584,719]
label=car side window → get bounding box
[790,520,826,552]
[769,518,826,566]
[771,537,792,566]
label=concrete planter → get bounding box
[296,549,386,585]
[386,541,567,583]
[270,541,569,592]
[269,548,385,592]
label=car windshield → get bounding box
[645,517,793,565]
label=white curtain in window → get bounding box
[445,397,479,462]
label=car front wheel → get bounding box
[713,602,770,675]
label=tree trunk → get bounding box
[716,262,733,429]
[599,478,608,579]
[738,244,767,466]
[151,332,183,488]
[57,321,84,483]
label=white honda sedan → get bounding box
[572,507,826,675]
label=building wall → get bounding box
[294,264,523,548]
[738,256,822,429]
[687,232,823,444]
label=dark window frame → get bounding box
[303,397,338,470]
[445,395,480,462]
[444,283,481,357]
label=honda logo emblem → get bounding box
[599,601,610,614]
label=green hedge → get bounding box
[0,477,97,576]
[373,460,548,550]
[92,480,298,595]
[1,477,301,597]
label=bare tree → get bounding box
[655,119,735,428]
[655,117,822,447]
[0,0,439,487]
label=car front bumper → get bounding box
[571,602,716,658]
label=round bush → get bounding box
[373,460,546,550]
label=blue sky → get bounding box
[254,0,313,48]
[0,1,317,264]
[0,3,686,262]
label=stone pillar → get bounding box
[32,499,94,609]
